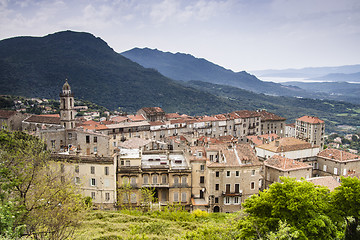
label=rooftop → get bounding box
[24,115,61,125]
[256,137,317,152]
[258,110,286,121]
[265,155,312,171]
[307,176,340,191]
[0,109,17,119]
[318,148,360,162]
[297,115,324,124]
[140,107,165,115]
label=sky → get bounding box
[0,0,359,72]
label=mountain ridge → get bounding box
[121,47,310,98]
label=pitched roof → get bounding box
[318,148,360,162]
[118,138,152,149]
[0,110,17,119]
[231,110,261,119]
[165,113,181,119]
[140,107,165,115]
[258,110,286,121]
[265,155,312,171]
[307,176,340,191]
[128,114,146,122]
[257,137,317,152]
[24,115,61,125]
[111,116,129,123]
[297,115,324,124]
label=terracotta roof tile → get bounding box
[265,155,312,171]
[257,137,317,152]
[297,115,324,124]
[307,176,340,191]
[140,107,165,114]
[128,115,146,121]
[24,115,61,125]
[0,110,17,119]
[318,148,360,162]
[258,110,286,121]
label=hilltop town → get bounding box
[1,80,360,213]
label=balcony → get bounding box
[222,190,242,197]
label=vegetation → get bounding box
[0,130,87,239]
[74,208,235,240]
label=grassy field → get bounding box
[73,209,238,240]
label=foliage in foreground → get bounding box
[237,177,360,240]
[0,130,87,239]
[74,208,236,240]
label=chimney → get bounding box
[275,140,279,147]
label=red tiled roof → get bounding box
[318,148,360,162]
[41,114,60,118]
[149,121,165,126]
[128,115,146,121]
[265,155,312,171]
[0,110,17,119]
[232,110,260,119]
[258,110,286,121]
[24,115,61,125]
[140,107,165,115]
[170,119,186,124]
[257,137,317,152]
[165,113,181,119]
[111,116,129,123]
[297,115,324,124]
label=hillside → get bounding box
[121,47,310,97]
[182,81,360,133]
[0,31,238,115]
[251,64,360,78]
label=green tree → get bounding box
[331,176,360,240]
[0,130,87,239]
[139,187,156,212]
[238,177,341,240]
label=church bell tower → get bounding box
[60,79,76,129]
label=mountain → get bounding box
[0,31,239,115]
[281,81,360,104]
[0,30,359,133]
[251,65,360,79]
[312,72,360,82]
[121,48,310,98]
[182,80,360,133]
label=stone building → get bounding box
[137,107,166,122]
[189,143,262,213]
[295,115,325,148]
[315,148,360,179]
[116,139,192,209]
[255,137,320,165]
[264,155,312,188]
[52,154,116,210]
[258,110,286,137]
[0,109,26,131]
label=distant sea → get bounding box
[259,77,325,83]
[259,77,360,84]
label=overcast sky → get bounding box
[0,0,359,71]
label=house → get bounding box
[315,148,360,179]
[137,107,166,122]
[52,154,116,210]
[295,115,325,148]
[116,140,192,210]
[264,155,312,188]
[306,176,340,191]
[258,110,286,137]
[255,137,320,164]
[0,109,26,131]
[189,143,262,213]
